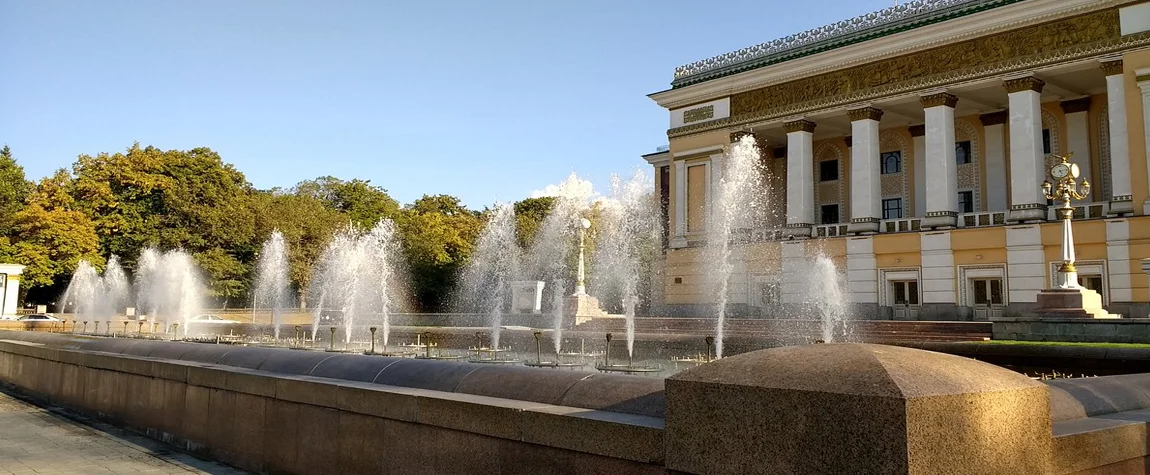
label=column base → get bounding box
[1108,197,1134,217]
[784,224,812,238]
[922,212,957,229]
[1008,205,1047,223]
[847,218,879,235]
[1035,287,1119,319]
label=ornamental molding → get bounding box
[1003,76,1046,94]
[920,92,959,108]
[784,119,817,133]
[1100,59,1125,76]
[672,0,1018,85]
[683,105,715,123]
[848,107,885,122]
[667,9,1146,139]
[653,0,1122,109]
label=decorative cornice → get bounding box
[979,111,1008,126]
[683,105,715,123]
[908,125,926,137]
[848,107,884,122]
[1060,97,1092,114]
[671,0,1022,87]
[920,92,959,108]
[667,11,1145,139]
[1100,59,1124,76]
[783,119,817,133]
[1003,76,1045,94]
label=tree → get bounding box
[0,145,30,235]
[293,176,399,228]
[394,195,484,311]
[513,197,556,249]
[3,170,102,300]
[254,191,346,306]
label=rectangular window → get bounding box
[819,160,839,182]
[882,198,902,220]
[973,279,1004,305]
[881,151,901,174]
[958,190,974,213]
[686,164,707,233]
[820,204,839,225]
[892,281,920,305]
[956,141,972,165]
[1042,129,1052,155]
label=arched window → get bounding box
[881,151,901,174]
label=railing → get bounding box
[1048,201,1110,220]
[879,218,921,234]
[957,211,1007,228]
[814,223,849,237]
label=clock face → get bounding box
[1051,163,1069,179]
[1070,163,1081,179]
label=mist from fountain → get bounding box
[460,203,520,349]
[521,172,594,354]
[253,230,291,340]
[807,253,849,342]
[590,170,659,358]
[61,256,133,324]
[308,220,404,346]
[134,248,204,337]
[704,135,767,359]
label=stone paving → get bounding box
[0,389,247,475]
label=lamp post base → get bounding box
[1035,287,1119,319]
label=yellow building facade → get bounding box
[644,0,1150,320]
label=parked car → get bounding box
[17,314,61,322]
[317,309,344,326]
[187,314,241,324]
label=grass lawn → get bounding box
[971,340,1150,349]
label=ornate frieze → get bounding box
[979,111,1008,126]
[684,105,715,123]
[848,106,884,122]
[690,9,1123,137]
[1004,76,1046,94]
[920,92,959,108]
[1100,59,1124,76]
[783,119,817,133]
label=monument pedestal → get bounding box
[1035,287,1119,319]
[564,293,608,325]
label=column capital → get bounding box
[1004,76,1045,94]
[1060,97,1091,115]
[919,92,958,109]
[847,106,884,122]
[783,119,817,133]
[979,111,1009,126]
[908,125,926,137]
[1100,59,1124,76]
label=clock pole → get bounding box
[1042,154,1091,289]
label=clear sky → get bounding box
[2,0,894,208]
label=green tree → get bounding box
[513,196,556,249]
[254,191,346,306]
[3,170,102,299]
[395,194,483,311]
[0,145,30,235]
[293,176,399,228]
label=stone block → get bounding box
[336,412,388,475]
[665,343,1052,475]
[274,375,340,408]
[294,404,341,475]
[186,364,228,390]
[336,382,419,422]
[182,385,212,447]
[1051,417,1146,474]
[558,373,666,418]
[262,399,300,474]
[519,405,664,463]
[415,391,543,440]
[1046,374,1150,417]
[223,367,278,398]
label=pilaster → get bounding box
[784,120,816,237]
[922,93,959,228]
[910,125,926,218]
[672,160,688,248]
[981,111,1009,212]
[1135,68,1150,215]
[1106,218,1134,304]
[847,107,882,234]
[780,241,808,304]
[1005,76,1047,223]
[1006,225,1045,309]
[921,231,956,304]
[1103,59,1133,215]
[846,236,877,305]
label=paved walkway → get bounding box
[0,389,247,475]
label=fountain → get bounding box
[808,253,850,342]
[252,230,291,340]
[61,255,134,325]
[459,203,520,350]
[704,134,768,359]
[591,170,659,361]
[134,249,204,337]
[594,332,661,374]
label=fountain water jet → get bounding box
[134,248,205,337]
[807,254,849,342]
[460,203,520,350]
[253,230,291,340]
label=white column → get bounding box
[672,160,687,247]
[1103,59,1133,214]
[911,125,927,217]
[1136,68,1150,215]
[846,236,877,305]
[1006,225,1045,305]
[1062,97,1094,199]
[784,120,816,237]
[980,112,1009,212]
[0,264,24,318]
[921,231,956,304]
[847,106,882,234]
[1106,218,1133,303]
[1005,76,1047,223]
[922,93,959,228]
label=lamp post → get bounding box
[575,218,591,295]
[1042,154,1091,290]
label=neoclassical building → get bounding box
[644,0,1150,320]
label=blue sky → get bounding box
[2,0,894,208]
